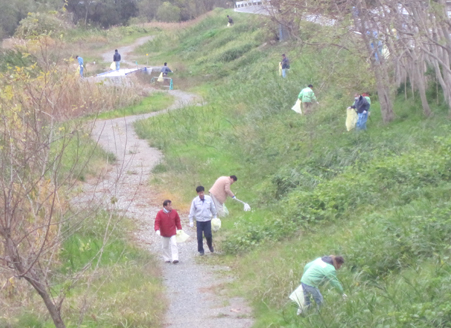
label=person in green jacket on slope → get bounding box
[298,255,346,314]
[298,84,319,114]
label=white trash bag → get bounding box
[291,99,302,114]
[289,284,305,309]
[175,230,190,243]
[211,218,222,232]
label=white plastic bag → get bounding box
[289,284,305,309]
[157,72,164,82]
[211,218,222,232]
[223,204,229,217]
[110,62,116,70]
[175,230,190,243]
[291,99,302,114]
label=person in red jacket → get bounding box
[154,200,182,264]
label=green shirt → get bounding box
[300,257,344,294]
[298,87,317,103]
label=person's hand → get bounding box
[189,222,194,228]
[342,293,348,300]
[155,230,160,236]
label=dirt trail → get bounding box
[84,34,254,325]
[101,36,154,66]
[84,90,253,327]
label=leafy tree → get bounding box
[138,0,162,21]
[156,1,181,22]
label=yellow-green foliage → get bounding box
[15,12,69,39]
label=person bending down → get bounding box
[298,255,346,315]
[209,175,237,217]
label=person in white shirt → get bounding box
[189,186,217,256]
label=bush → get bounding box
[157,2,181,22]
[15,12,68,39]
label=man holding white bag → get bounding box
[154,200,182,264]
[189,186,218,256]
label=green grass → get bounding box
[90,92,175,120]
[4,211,165,328]
[133,9,451,328]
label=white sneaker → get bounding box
[297,308,303,316]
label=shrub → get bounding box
[15,12,68,39]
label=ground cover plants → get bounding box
[136,9,451,328]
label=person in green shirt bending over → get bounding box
[298,255,346,314]
[298,84,319,114]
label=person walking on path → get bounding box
[227,15,234,27]
[281,54,290,78]
[209,175,237,217]
[298,84,319,114]
[113,49,121,70]
[351,93,370,130]
[161,62,173,77]
[298,255,346,315]
[189,186,218,256]
[155,200,182,264]
[75,55,83,77]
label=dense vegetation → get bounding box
[133,8,451,327]
[0,0,230,40]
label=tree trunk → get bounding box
[374,64,395,122]
[414,60,432,116]
[6,237,66,328]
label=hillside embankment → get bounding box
[133,7,451,328]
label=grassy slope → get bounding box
[91,92,175,120]
[134,8,451,328]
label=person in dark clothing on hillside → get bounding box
[227,15,234,26]
[351,94,370,130]
[281,54,290,78]
[113,49,121,70]
[161,62,173,76]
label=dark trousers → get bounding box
[196,220,212,253]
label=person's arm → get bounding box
[298,89,304,100]
[155,212,161,231]
[326,269,344,294]
[175,212,182,230]
[311,91,318,103]
[224,181,235,198]
[189,200,195,225]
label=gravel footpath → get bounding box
[102,36,155,66]
[81,90,254,328]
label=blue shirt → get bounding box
[189,195,217,223]
[77,57,83,66]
